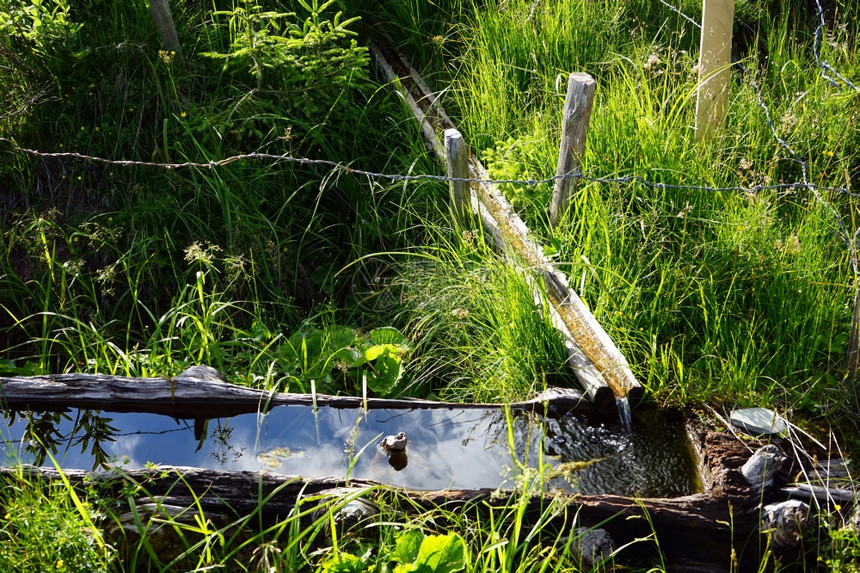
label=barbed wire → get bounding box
[0,137,855,198]
[658,0,700,30]
[814,0,860,93]
[1,6,857,263]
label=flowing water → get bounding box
[1,406,702,497]
[616,395,633,434]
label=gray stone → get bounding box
[378,431,408,454]
[742,444,787,493]
[762,499,811,551]
[571,527,614,567]
[730,407,787,436]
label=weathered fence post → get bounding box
[445,128,471,225]
[845,280,860,397]
[551,72,596,227]
[149,0,184,65]
[695,0,735,141]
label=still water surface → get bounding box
[1,406,702,497]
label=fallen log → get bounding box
[0,367,605,420]
[0,455,765,572]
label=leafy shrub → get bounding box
[201,0,369,114]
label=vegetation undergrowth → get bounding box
[0,0,447,397]
[2,0,860,569]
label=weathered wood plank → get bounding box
[695,0,735,140]
[445,128,471,224]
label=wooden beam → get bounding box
[445,128,472,225]
[0,372,606,419]
[551,72,596,227]
[0,436,770,571]
[695,0,735,141]
[149,0,184,65]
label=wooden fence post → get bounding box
[149,0,184,65]
[551,72,596,227]
[695,0,735,141]
[445,128,471,225]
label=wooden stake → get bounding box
[445,128,471,225]
[551,72,595,227]
[845,279,860,399]
[149,0,184,65]
[695,0,735,141]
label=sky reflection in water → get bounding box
[1,406,702,496]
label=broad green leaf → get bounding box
[414,533,466,573]
[364,343,395,362]
[369,326,405,345]
[331,325,357,348]
[365,354,402,395]
[333,346,361,367]
[393,529,423,565]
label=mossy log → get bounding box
[0,448,768,572]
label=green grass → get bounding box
[2,0,860,569]
[0,0,446,389]
[370,0,860,415]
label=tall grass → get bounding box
[0,0,447,390]
[368,0,860,418]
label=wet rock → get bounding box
[742,444,788,494]
[310,488,380,545]
[571,527,614,568]
[378,432,408,454]
[179,364,229,383]
[730,407,787,436]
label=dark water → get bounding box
[1,406,702,497]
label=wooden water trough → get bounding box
[369,42,643,411]
[0,367,840,570]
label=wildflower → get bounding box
[63,259,83,275]
[643,54,660,71]
[184,241,222,266]
[180,111,187,118]
[451,308,469,320]
[97,264,118,285]
[739,158,752,170]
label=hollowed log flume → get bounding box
[0,370,803,571]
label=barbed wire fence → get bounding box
[0,2,855,253]
[659,0,860,377]
[662,0,858,266]
[0,137,855,197]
